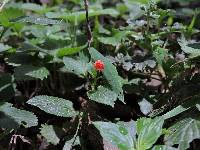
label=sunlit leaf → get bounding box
[27,95,77,117]
[136,117,164,150]
[87,86,118,107]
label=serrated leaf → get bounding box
[136,117,164,150]
[153,47,168,65]
[89,48,124,102]
[27,95,77,117]
[164,117,200,150]
[40,124,60,145]
[63,57,88,77]
[87,86,118,107]
[0,102,38,129]
[14,65,49,80]
[26,67,49,80]
[93,121,134,150]
[11,16,62,25]
[56,45,86,57]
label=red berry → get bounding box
[94,60,105,72]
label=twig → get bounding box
[83,0,93,48]
[9,134,31,150]
[170,58,188,68]
[71,113,82,147]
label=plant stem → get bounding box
[71,112,82,146]
[83,0,93,48]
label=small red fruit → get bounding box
[94,60,105,72]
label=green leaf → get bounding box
[63,137,80,150]
[0,7,24,29]
[152,145,177,150]
[98,31,131,46]
[63,57,88,77]
[138,98,153,115]
[46,8,119,23]
[40,124,60,145]
[89,48,124,102]
[14,65,49,80]
[0,102,38,129]
[11,16,62,25]
[136,117,164,150]
[25,67,49,80]
[93,121,134,150]
[0,43,11,52]
[162,98,200,119]
[153,47,168,65]
[178,37,200,58]
[27,95,77,117]
[164,117,200,150]
[87,86,118,107]
[0,73,15,100]
[21,3,48,13]
[56,45,86,57]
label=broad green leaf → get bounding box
[93,121,134,150]
[25,67,49,80]
[0,102,38,129]
[178,37,200,58]
[14,65,49,80]
[98,31,131,46]
[21,3,49,13]
[0,43,11,52]
[152,145,177,150]
[27,95,77,117]
[46,8,119,23]
[63,57,88,77]
[87,86,118,107]
[89,48,124,102]
[117,120,136,140]
[40,124,60,145]
[164,117,200,150]
[0,7,24,29]
[56,45,86,57]
[163,98,200,119]
[11,16,62,25]
[136,117,164,150]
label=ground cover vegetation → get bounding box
[0,0,200,149]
